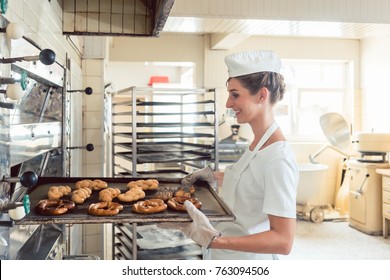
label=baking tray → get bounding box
[113,110,214,116]
[116,141,213,153]
[114,132,214,139]
[17,177,234,225]
[117,169,189,178]
[115,151,212,163]
[114,122,213,128]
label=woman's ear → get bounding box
[258,87,268,104]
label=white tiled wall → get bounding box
[82,58,105,176]
[82,224,104,259]
[81,57,107,258]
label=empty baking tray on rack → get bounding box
[115,141,214,163]
[114,132,215,139]
[115,141,213,153]
[115,150,212,164]
[114,223,202,260]
[17,177,234,225]
[116,169,189,178]
[113,100,215,107]
[114,122,214,128]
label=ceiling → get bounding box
[163,17,390,38]
[162,16,390,49]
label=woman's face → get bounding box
[225,78,260,124]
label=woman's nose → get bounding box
[225,96,233,108]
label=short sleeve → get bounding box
[262,157,298,218]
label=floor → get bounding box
[279,219,390,260]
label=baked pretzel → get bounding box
[167,197,202,212]
[75,179,108,190]
[127,179,159,191]
[88,202,124,216]
[153,187,174,201]
[132,199,167,214]
[174,187,192,198]
[99,188,121,202]
[35,199,75,215]
[71,187,92,204]
[117,186,145,202]
[47,185,72,199]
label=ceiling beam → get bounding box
[210,33,251,50]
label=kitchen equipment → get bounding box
[66,143,95,152]
[218,124,249,164]
[347,132,390,234]
[0,29,67,259]
[0,84,24,100]
[353,132,390,162]
[320,112,351,151]
[296,163,329,223]
[0,22,24,40]
[305,112,351,222]
[0,48,56,65]
[310,112,351,163]
[218,120,232,141]
[109,86,218,177]
[67,87,93,95]
[348,160,389,235]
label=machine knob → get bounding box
[67,87,93,95]
[20,171,38,188]
[66,143,94,152]
[4,22,24,39]
[39,49,56,65]
[84,87,93,95]
[6,84,24,100]
[85,143,94,151]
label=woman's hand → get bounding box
[158,200,221,248]
[180,200,221,248]
[181,166,215,188]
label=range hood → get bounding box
[62,0,175,37]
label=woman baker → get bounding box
[180,50,299,260]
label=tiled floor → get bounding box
[279,219,390,260]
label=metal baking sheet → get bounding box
[114,122,213,128]
[116,141,213,153]
[118,170,189,178]
[17,177,234,225]
[114,132,214,139]
[115,151,212,163]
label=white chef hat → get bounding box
[224,50,281,77]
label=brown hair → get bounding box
[228,72,286,104]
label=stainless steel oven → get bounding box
[0,15,68,259]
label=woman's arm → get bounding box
[214,171,224,187]
[209,215,296,255]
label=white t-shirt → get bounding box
[208,141,299,260]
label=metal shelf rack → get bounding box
[110,86,218,178]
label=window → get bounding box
[276,60,352,142]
